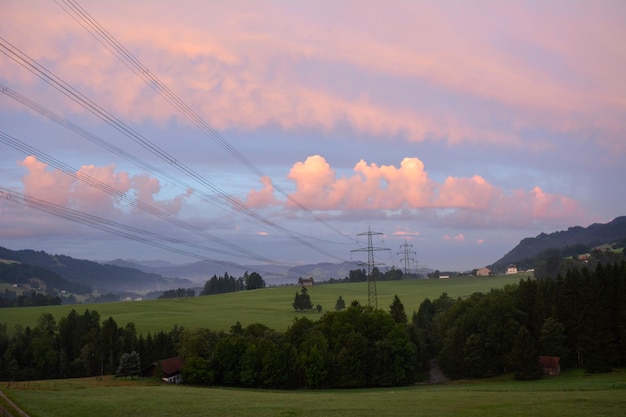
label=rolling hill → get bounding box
[106,259,369,285]
[0,246,192,293]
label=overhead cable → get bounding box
[56,0,356,244]
[0,37,345,262]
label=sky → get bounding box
[1,0,625,273]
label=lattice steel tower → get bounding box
[397,239,417,275]
[351,226,390,308]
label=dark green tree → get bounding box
[299,328,329,388]
[100,317,121,375]
[31,313,58,379]
[389,295,408,325]
[383,267,403,281]
[182,356,214,385]
[510,326,543,380]
[244,271,265,290]
[334,295,346,311]
[348,268,367,282]
[178,328,219,360]
[240,343,261,387]
[539,317,567,358]
[292,287,313,311]
[116,351,141,379]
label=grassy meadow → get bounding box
[2,368,625,417]
[1,274,528,335]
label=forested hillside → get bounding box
[0,262,91,294]
[420,261,626,379]
[0,246,192,292]
[491,216,626,270]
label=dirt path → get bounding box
[428,360,449,384]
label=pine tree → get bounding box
[292,288,313,311]
[116,350,142,379]
[511,326,542,380]
[335,296,346,311]
[389,295,408,325]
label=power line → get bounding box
[0,36,346,262]
[0,186,283,277]
[397,239,417,275]
[0,82,277,262]
[0,127,318,275]
[0,129,261,260]
[351,227,390,308]
[55,0,357,245]
[1,82,344,263]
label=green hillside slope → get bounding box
[1,274,526,335]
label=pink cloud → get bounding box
[245,155,585,228]
[435,175,495,210]
[391,230,421,238]
[19,156,74,206]
[73,163,131,215]
[245,176,279,208]
[16,156,188,222]
[131,174,192,215]
[283,156,436,211]
[3,1,624,150]
[442,234,465,242]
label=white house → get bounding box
[505,264,518,275]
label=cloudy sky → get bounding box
[1,0,624,272]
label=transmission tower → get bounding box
[397,239,417,275]
[351,226,390,308]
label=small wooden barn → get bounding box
[539,356,560,376]
[142,356,184,384]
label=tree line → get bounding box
[158,288,196,299]
[0,300,418,388]
[200,271,265,295]
[1,261,623,385]
[0,309,179,381]
[0,289,62,308]
[180,300,418,389]
[416,260,626,379]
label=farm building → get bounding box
[476,267,491,276]
[299,277,314,287]
[505,264,518,275]
[141,356,184,384]
[539,356,560,376]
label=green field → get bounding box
[1,274,527,334]
[2,368,625,417]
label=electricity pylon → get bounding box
[351,226,390,308]
[397,239,417,275]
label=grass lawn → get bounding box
[2,369,625,417]
[0,274,526,335]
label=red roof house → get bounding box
[142,356,184,384]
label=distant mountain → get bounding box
[108,258,177,268]
[0,246,192,292]
[107,259,277,283]
[491,216,626,269]
[105,259,369,285]
[286,261,361,282]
